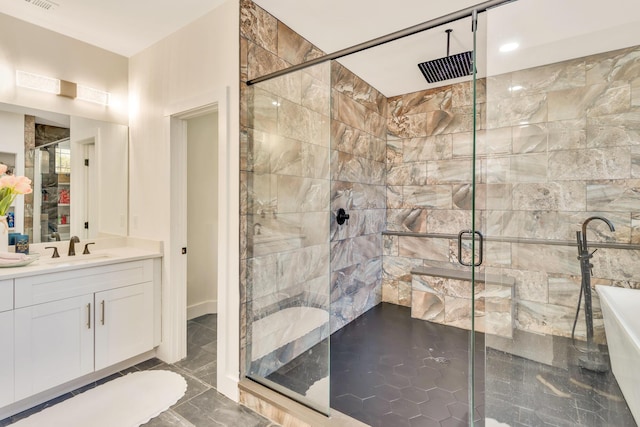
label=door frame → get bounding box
[163,86,239,401]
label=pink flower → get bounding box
[14,176,32,195]
[0,167,33,216]
[0,175,16,189]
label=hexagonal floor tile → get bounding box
[400,386,430,404]
[420,398,453,421]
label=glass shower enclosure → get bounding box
[244,0,640,425]
[482,0,640,425]
[245,61,332,414]
[244,13,483,422]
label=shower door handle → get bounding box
[457,230,483,267]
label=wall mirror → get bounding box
[0,102,128,243]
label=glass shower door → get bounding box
[245,61,332,414]
[468,10,485,426]
[481,0,640,425]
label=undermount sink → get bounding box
[39,253,113,267]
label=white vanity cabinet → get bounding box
[14,294,94,400]
[94,281,154,371]
[0,279,14,407]
[12,258,159,402]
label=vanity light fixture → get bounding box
[16,70,60,94]
[499,42,519,53]
[59,80,78,99]
[16,70,110,105]
[77,85,110,105]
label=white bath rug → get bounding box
[13,370,187,427]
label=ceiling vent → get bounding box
[23,0,58,11]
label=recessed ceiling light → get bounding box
[499,42,520,53]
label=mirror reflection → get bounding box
[0,103,128,243]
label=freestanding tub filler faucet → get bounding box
[574,216,615,372]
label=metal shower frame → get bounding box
[246,0,516,86]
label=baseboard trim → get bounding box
[187,300,217,320]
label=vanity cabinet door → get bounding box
[94,282,154,371]
[0,311,13,407]
[14,294,94,400]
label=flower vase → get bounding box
[0,216,8,253]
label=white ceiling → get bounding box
[0,0,226,57]
[253,0,640,97]
[2,0,640,96]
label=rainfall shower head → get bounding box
[418,29,473,84]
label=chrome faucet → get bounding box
[68,236,80,256]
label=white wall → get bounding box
[187,112,218,318]
[128,0,238,242]
[128,0,239,398]
[69,116,129,238]
[0,13,128,125]
[0,111,25,233]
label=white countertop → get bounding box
[0,236,163,279]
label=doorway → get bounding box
[165,86,239,401]
[186,112,218,321]
[169,109,219,387]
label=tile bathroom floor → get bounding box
[4,308,636,427]
[0,314,277,427]
[329,303,484,427]
[269,303,636,427]
[333,304,636,427]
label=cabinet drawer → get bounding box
[0,280,13,312]
[15,260,154,308]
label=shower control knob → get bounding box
[336,208,350,226]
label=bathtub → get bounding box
[596,285,640,425]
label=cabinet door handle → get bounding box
[101,300,105,325]
[87,303,91,329]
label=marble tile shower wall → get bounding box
[241,0,331,376]
[240,0,386,375]
[330,62,386,332]
[383,46,640,343]
[383,80,481,307]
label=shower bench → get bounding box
[410,266,515,338]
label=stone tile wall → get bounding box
[329,62,386,331]
[241,0,331,377]
[383,46,640,343]
[240,0,386,376]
